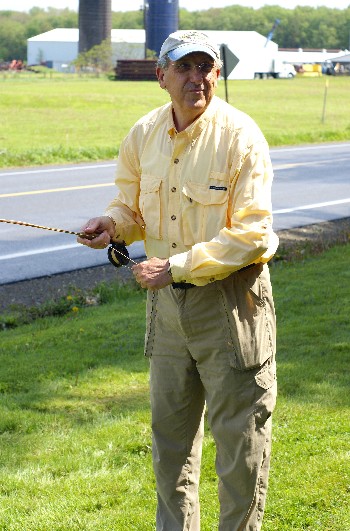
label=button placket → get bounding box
[168,136,187,254]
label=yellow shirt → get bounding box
[105,95,278,286]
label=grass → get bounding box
[0,242,349,529]
[0,68,349,528]
[0,73,349,167]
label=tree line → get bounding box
[1,5,349,63]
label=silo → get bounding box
[78,0,112,53]
[145,0,179,57]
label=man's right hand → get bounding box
[77,216,115,249]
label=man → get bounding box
[78,30,278,531]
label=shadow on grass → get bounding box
[0,295,151,437]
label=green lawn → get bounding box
[0,242,349,530]
[0,73,349,167]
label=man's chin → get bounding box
[187,96,207,109]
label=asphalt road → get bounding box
[1,141,349,285]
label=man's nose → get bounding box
[189,65,205,82]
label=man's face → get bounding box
[157,52,220,121]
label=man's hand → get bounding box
[77,216,116,249]
[132,257,173,290]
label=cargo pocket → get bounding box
[139,175,162,240]
[254,357,277,425]
[144,290,158,358]
[255,357,276,390]
[182,175,229,245]
[217,265,275,371]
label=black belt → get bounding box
[239,263,257,272]
[172,282,196,289]
[172,263,257,290]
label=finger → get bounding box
[81,218,98,232]
[131,264,142,275]
[79,231,110,249]
[95,232,111,248]
[82,218,108,237]
[77,233,96,246]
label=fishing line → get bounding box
[0,218,135,269]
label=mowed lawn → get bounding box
[0,68,349,529]
[0,242,349,530]
[0,73,349,167]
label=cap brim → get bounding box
[167,43,218,62]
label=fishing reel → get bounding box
[107,242,130,268]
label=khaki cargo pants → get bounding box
[144,264,277,531]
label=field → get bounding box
[0,243,349,529]
[0,71,349,529]
[0,73,349,167]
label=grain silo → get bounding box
[78,0,112,53]
[145,0,179,57]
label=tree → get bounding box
[112,10,143,29]
[72,38,113,75]
[0,5,350,65]
[0,17,26,61]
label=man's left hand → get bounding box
[132,257,173,290]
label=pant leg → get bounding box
[200,359,275,531]
[145,288,206,531]
[183,265,277,530]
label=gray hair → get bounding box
[157,53,223,70]
[156,54,171,69]
[215,57,223,69]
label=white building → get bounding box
[277,47,346,66]
[27,28,280,79]
[27,28,146,72]
[27,28,346,79]
[28,28,78,71]
[203,30,279,79]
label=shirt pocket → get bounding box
[139,175,162,240]
[181,172,229,245]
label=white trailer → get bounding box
[253,44,296,79]
[254,57,296,79]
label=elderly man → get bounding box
[79,30,278,531]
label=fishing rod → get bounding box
[0,218,135,269]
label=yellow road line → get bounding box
[0,182,114,198]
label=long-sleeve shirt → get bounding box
[105,95,279,286]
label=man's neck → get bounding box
[172,107,204,133]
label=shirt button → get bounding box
[171,187,176,192]
[171,215,176,220]
[172,243,177,248]
[174,158,179,164]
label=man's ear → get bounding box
[214,68,220,87]
[156,67,167,89]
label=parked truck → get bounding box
[254,56,296,79]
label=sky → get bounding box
[4,0,350,12]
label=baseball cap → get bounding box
[159,30,220,62]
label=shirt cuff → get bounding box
[168,251,192,283]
